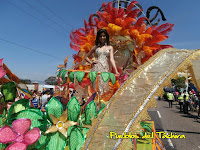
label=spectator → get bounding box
[167,92,174,108]
[183,95,188,114]
[41,90,49,111]
[31,91,40,108]
[178,93,184,112]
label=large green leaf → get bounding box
[67,126,74,138]
[89,71,97,83]
[109,73,116,85]
[69,128,85,150]
[46,97,63,123]
[101,72,110,82]
[58,69,65,78]
[46,132,67,150]
[76,71,85,83]
[7,99,30,121]
[67,97,80,122]
[0,81,17,102]
[69,72,75,83]
[61,70,68,80]
[85,101,96,125]
[12,109,45,130]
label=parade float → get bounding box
[1,0,200,150]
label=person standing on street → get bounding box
[167,92,174,108]
[178,93,184,111]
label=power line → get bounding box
[20,0,69,33]
[36,0,74,29]
[7,0,67,38]
[0,37,62,61]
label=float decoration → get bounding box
[0,119,41,150]
[0,59,5,79]
[70,1,174,77]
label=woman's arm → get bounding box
[110,46,119,75]
[85,46,97,64]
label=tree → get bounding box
[20,79,32,84]
[171,77,186,92]
[44,76,57,85]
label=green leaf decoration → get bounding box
[140,121,152,126]
[143,125,152,132]
[97,103,106,116]
[89,71,97,83]
[0,81,17,102]
[140,121,152,133]
[78,114,85,128]
[69,128,85,150]
[138,130,145,137]
[58,69,65,78]
[101,72,110,82]
[69,72,75,83]
[67,126,75,138]
[7,99,30,121]
[13,109,45,130]
[76,71,85,83]
[0,143,6,149]
[46,97,63,123]
[46,132,67,150]
[0,116,4,127]
[109,73,116,85]
[85,101,96,125]
[82,128,89,139]
[67,97,80,122]
[61,70,68,80]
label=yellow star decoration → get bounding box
[45,109,77,138]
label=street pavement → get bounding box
[148,99,200,150]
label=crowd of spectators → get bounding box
[164,88,200,118]
[29,88,54,112]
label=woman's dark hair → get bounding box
[95,29,110,46]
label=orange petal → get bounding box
[58,128,68,138]
[64,121,77,129]
[50,114,59,124]
[45,125,57,134]
[59,109,68,122]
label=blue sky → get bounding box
[0,0,200,82]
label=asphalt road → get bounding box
[148,99,200,150]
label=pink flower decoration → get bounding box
[0,58,6,79]
[0,118,41,150]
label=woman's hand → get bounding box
[115,70,120,76]
[91,58,98,64]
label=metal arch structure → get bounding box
[91,0,167,26]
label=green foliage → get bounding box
[85,101,96,125]
[76,71,85,83]
[20,79,32,84]
[171,77,186,91]
[46,132,67,150]
[6,99,30,123]
[45,76,57,85]
[69,128,85,150]
[67,97,80,122]
[1,81,17,102]
[46,97,63,123]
